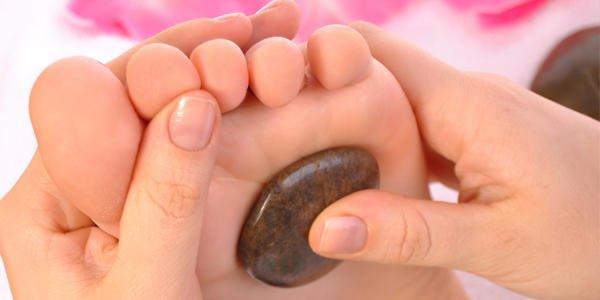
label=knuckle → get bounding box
[139,171,203,219]
[381,208,432,264]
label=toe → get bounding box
[30,57,143,236]
[127,43,201,120]
[249,0,301,45]
[246,37,305,107]
[191,39,248,112]
[307,25,371,90]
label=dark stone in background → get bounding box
[531,27,599,120]
[238,147,379,287]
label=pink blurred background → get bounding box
[0,0,598,299]
[67,0,549,40]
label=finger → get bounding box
[249,0,301,46]
[309,190,496,270]
[0,155,117,285]
[107,15,252,82]
[114,90,219,280]
[350,21,502,163]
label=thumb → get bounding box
[349,21,498,164]
[309,190,496,270]
[113,90,219,282]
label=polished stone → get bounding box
[238,147,379,287]
[531,27,599,120]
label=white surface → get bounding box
[0,259,7,299]
[0,0,597,299]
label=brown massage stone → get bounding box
[237,147,379,287]
[531,27,599,120]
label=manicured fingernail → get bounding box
[215,12,245,22]
[169,96,216,151]
[318,216,367,254]
[255,0,283,15]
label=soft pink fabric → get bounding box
[67,0,549,40]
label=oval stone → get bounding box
[237,147,379,287]
[531,27,599,120]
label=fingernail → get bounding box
[215,12,245,22]
[169,96,216,151]
[319,216,367,254]
[255,0,283,15]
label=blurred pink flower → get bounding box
[67,0,548,40]
[68,0,268,40]
[293,0,410,39]
[444,0,547,27]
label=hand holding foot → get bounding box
[0,89,220,298]
[308,22,600,300]
[0,9,467,299]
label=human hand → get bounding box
[0,79,222,299]
[0,3,299,298]
[2,1,476,292]
[1,2,468,298]
[308,22,600,300]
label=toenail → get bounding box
[215,12,245,22]
[255,0,283,15]
[169,96,216,151]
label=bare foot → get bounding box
[27,25,464,299]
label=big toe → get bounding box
[30,56,143,236]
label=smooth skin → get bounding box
[308,22,600,300]
[0,2,298,298]
[0,1,467,299]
